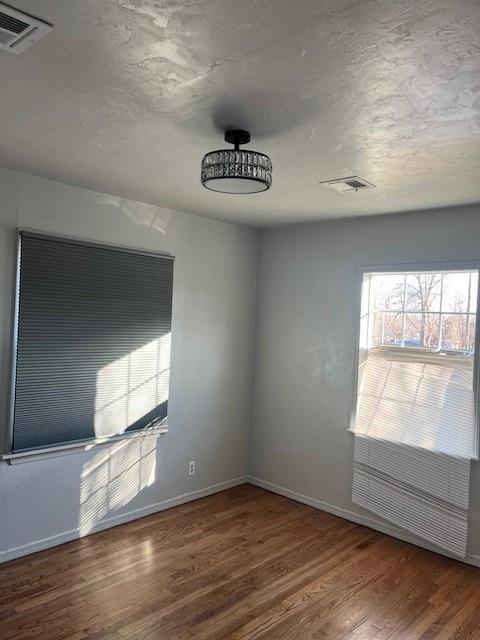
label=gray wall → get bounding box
[250,205,480,560]
[1,170,479,564]
[0,169,258,560]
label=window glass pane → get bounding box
[441,314,469,350]
[470,272,478,313]
[371,274,404,310]
[442,272,471,313]
[404,313,440,348]
[372,311,403,346]
[467,315,477,351]
[405,273,441,312]
[364,270,479,354]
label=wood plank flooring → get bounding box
[1,484,480,639]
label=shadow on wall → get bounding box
[79,435,158,536]
[77,332,172,534]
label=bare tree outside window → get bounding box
[370,270,478,353]
[406,274,441,347]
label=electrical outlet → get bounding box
[188,460,196,476]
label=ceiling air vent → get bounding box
[319,176,376,193]
[0,2,52,54]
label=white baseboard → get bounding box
[248,476,480,569]
[3,475,479,569]
[0,475,248,564]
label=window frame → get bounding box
[4,229,174,461]
[349,260,480,460]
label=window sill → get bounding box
[1,425,168,465]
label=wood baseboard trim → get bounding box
[247,476,480,569]
[0,475,248,564]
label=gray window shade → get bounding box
[12,233,174,452]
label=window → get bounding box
[351,266,479,557]
[9,232,174,454]
[354,269,479,458]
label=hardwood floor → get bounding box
[1,485,480,640]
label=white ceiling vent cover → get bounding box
[320,176,376,193]
[0,2,52,54]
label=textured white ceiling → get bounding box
[0,0,479,226]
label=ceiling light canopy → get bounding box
[201,130,272,194]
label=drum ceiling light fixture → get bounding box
[201,130,272,194]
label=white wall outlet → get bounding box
[188,460,196,476]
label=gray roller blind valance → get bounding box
[11,233,174,452]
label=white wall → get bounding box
[250,205,480,561]
[0,169,258,560]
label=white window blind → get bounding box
[351,269,479,557]
[352,436,471,557]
